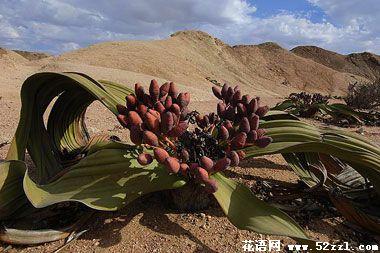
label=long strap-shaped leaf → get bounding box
[0,72,189,246]
[244,119,380,195]
[0,161,30,220]
[211,173,310,241]
[23,147,186,210]
[1,72,133,219]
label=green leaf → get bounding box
[282,153,320,188]
[0,161,30,219]
[211,173,309,241]
[23,148,186,211]
[244,119,380,195]
[1,72,133,217]
[271,100,294,111]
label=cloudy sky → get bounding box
[0,0,379,55]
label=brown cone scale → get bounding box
[180,163,189,175]
[169,82,179,99]
[249,115,259,130]
[196,167,209,182]
[149,79,160,101]
[200,156,214,171]
[165,96,173,109]
[242,95,251,105]
[231,132,247,149]
[219,125,229,140]
[128,111,143,126]
[153,148,169,163]
[116,104,128,115]
[117,114,129,128]
[164,157,180,174]
[137,104,148,116]
[144,111,160,132]
[137,153,153,165]
[232,90,242,105]
[217,102,226,117]
[212,86,222,99]
[134,83,145,102]
[248,98,258,114]
[168,121,188,137]
[237,103,247,116]
[143,131,159,146]
[159,82,170,98]
[161,111,174,134]
[247,130,258,142]
[227,151,240,166]
[181,149,190,161]
[239,117,250,133]
[204,179,218,193]
[170,104,181,116]
[130,124,143,145]
[126,94,137,109]
[154,101,165,113]
[212,157,231,172]
[256,106,269,117]
[177,92,190,108]
[255,136,272,148]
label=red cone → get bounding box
[137,153,153,165]
[164,157,180,174]
[153,147,169,163]
[143,131,159,146]
[149,79,160,101]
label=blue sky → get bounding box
[0,0,379,55]
[251,0,326,22]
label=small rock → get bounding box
[200,213,206,219]
[356,127,365,135]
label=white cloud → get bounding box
[212,13,379,54]
[0,0,378,54]
[308,0,380,34]
[0,14,19,39]
[306,0,380,53]
[61,42,80,51]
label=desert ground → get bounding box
[1,31,379,252]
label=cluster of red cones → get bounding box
[116,80,273,193]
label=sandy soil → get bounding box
[1,31,380,252]
[1,90,380,253]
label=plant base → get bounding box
[163,182,214,212]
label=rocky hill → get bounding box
[58,30,375,96]
[0,47,29,66]
[291,46,380,81]
[2,30,379,99]
[13,50,51,61]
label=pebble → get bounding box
[356,127,365,135]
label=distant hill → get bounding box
[58,30,372,96]
[13,50,51,61]
[0,47,29,65]
[2,30,378,98]
[291,46,380,81]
